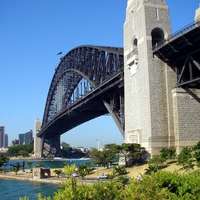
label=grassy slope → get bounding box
[85,161,198,179]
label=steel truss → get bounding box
[153,19,200,92]
[39,45,124,158]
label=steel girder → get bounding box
[39,45,124,139]
[153,19,200,90]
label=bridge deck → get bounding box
[153,19,200,89]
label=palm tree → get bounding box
[12,162,21,175]
[36,162,44,168]
[27,161,33,173]
[54,169,62,178]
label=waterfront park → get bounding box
[0,141,200,199]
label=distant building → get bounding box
[19,130,33,145]
[0,147,8,155]
[4,134,8,148]
[0,126,5,148]
[12,139,19,146]
[76,146,89,153]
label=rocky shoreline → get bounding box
[0,170,100,185]
[0,171,63,185]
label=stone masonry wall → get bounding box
[172,88,200,154]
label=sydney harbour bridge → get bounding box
[37,3,200,158]
[38,46,124,157]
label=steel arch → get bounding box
[41,45,124,135]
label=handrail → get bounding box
[153,18,200,52]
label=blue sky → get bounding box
[0,0,199,148]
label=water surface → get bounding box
[0,179,59,200]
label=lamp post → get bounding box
[96,139,99,150]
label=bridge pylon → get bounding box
[41,135,62,158]
[124,0,200,155]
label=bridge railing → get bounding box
[153,18,200,52]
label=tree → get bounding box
[114,165,128,176]
[26,161,33,173]
[63,164,76,177]
[78,162,93,179]
[148,155,166,169]
[177,147,193,170]
[36,162,44,168]
[193,141,200,151]
[0,154,9,168]
[89,147,116,167]
[159,148,176,160]
[6,144,33,157]
[118,143,148,166]
[54,169,62,178]
[18,150,29,157]
[192,141,200,168]
[12,162,21,175]
[89,143,148,167]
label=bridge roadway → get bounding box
[39,70,124,138]
[38,19,200,157]
[38,45,124,157]
[153,19,200,90]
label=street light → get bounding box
[96,139,99,150]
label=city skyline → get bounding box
[0,125,8,148]
[0,1,199,147]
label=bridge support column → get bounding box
[41,135,62,158]
[103,99,124,138]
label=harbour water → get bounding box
[0,179,59,200]
[4,158,93,170]
[0,158,93,199]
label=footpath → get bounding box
[0,170,63,184]
[0,169,101,185]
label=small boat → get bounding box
[53,157,63,160]
[79,157,91,160]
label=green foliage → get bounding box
[192,141,200,168]
[119,143,149,166]
[160,148,176,159]
[54,169,62,178]
[26,161,33,168]
[117,175,130,186]
[177,147,193,170]
[89,143,149,167]
[78,162,93,179]
[145,164,159,175]
[7,144,33,157]
[114,165,128,176]
[18,150,29,157]
[0,154,9,167]
[63,164,76,177]
[88,148,116,167]
[61,142,86,158]
[106,172,116,180]
[36,162,44,168]
[19,196,30,200]
[193,141,200,150]
[148,155,166,168]
[24,170,200,200]
[12,162,21,175]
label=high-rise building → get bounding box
[25,130,33,144]
[19,133,25,145]
[18,130,33,145]
[0,126,5,148]
[4,134,8,148]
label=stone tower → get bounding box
[124,0,200,155]
[33,118,42,157]
[124,0,175,155]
